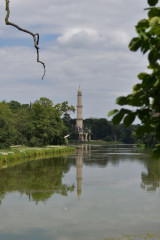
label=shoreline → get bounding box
[0,145,76,168]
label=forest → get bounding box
[0,98,156,149]
[63,114,156,146]
[0,98,75,148]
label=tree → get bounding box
[0,101,16,148]
[83,118,112,140]
[55,101,75,117]
[8,100,22,112]
[92,118,112,140]
[0,98,75,148]
[0,98,76,147]
[13,108,34,145]
[55,102,75,136]
[5,0,45,79]
[29,98,66,146]
[118,124,136,144]
[109,0,160,157]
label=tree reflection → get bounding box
[0,157,74,205]
[141,158,160,192]
[1,144,159,205]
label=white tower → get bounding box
[76,86,83,129]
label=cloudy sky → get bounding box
[0,0,148,119]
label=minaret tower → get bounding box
[76,86,83,129]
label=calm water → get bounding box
[0,144,160,240]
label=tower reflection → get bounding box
[76,144,91,199]
[76,146,83,199]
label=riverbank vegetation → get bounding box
[0,145,75,168]
[64,116,158,150]
[65,117,138,144]
[0,98,75,149]
[0,97,156,152]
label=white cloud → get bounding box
[110,30,130,46]
[58,28,100,45]
[0,0,149,118]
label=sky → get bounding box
[0,0,148,119]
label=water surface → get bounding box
[0,144,160,240]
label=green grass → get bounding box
[0,145,76,168]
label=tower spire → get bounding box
[76,86,83,129]
[75,87,91,141]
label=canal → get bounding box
[0,144,160,240]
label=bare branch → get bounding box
[5,0,46,80]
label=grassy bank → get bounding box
[0,145,76,168]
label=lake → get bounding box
[0,144,160,240]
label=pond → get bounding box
[0,144,160,240]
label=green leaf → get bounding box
[150,25,160,35]
[137,109,151,122]
[107,109,118,117]
[136,125,145,136]
[150,36,160,45]
[136,19,149,31]
[153,79,160,87]
[136,123,154,135]
[138,72,150,80]
[133,84,142,92]
[116,96,128,106]
[129,37,142,51]
[148,7,160,18]
[123,113,136,127]
[128,94,144,107]
[149,16,160,27]
[138,31,148,40]
[112,109,126,125]
[141,40,150,54]
[142,75,156,88]
[148,49,159,65]
[148,0,158,6]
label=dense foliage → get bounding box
[0,97,144,148]
[65,117,137,144]
[0,98,75,148]
[84,118,137,143]
[109,0,160,156]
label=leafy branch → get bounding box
[108,0,160,157]
[5,0,46,79]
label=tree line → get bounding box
[63,116,138,144]
[0,98,75,149]
[64,116,158,146]
[0,97,156,149]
